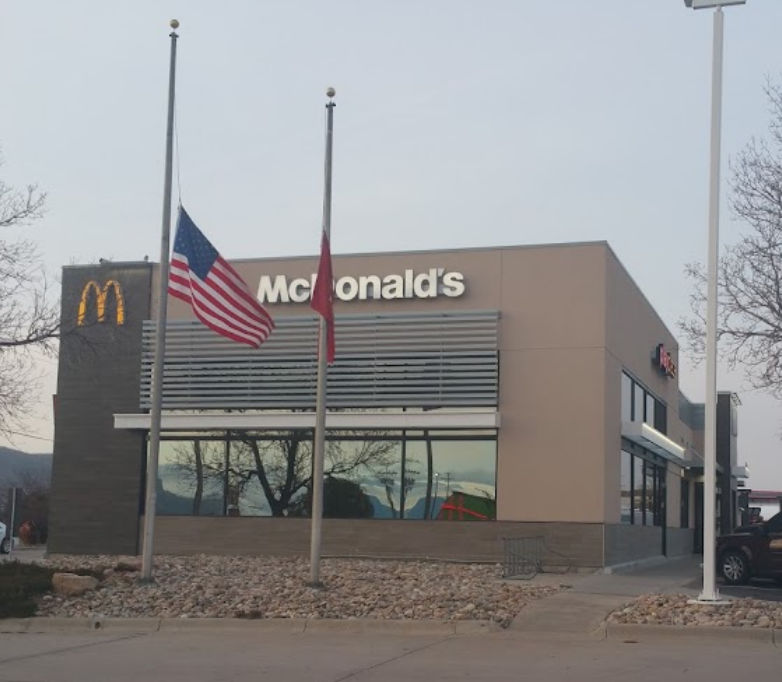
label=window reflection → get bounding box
[633,456,644,525]
[621,374,632,423]
[622,371,667,435]
[154,430,497,521]
[620,451,632,524]
[644,462,655,527]
[157,439,226,516]
[621,448,666,528]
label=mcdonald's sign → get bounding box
[77,280,125,326]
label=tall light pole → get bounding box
[683,0,746,603]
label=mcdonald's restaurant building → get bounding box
[48,241,745,569]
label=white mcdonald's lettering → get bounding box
[256,269,466,304]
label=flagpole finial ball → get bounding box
[326,87,336,98]
[170,19,180,29]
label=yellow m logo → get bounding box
[77,280,125,326]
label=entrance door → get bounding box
[658,466,667,557]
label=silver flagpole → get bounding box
[141,19,180,582]
[309,87,336,586]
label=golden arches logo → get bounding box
[77,280,125,326]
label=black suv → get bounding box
[717,511,782,585]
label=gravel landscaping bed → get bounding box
[609,593,782,629]
[34,555,565,628]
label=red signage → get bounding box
[654,344,677,379]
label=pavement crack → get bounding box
[327,635,456,682]
[0,634,147,665]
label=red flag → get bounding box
[310,230,335,363]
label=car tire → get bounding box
[720,550,750,585]
[0,537,10,554]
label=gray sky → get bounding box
[1,0,780,489]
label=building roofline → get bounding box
[62,240,614,269]
[62,261,153,270]
[61,240,686,349]
[602,243,681,347]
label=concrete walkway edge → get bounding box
[0,616,500,636]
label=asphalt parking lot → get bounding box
[683,573,782,602]
[1,630,781,682]
[720,579,782,602]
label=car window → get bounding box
[765,512,782,533]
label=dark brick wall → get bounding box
[666,528,694,558]
[48,263,152,555]
[604,524,662,566]
[147,517,606,567]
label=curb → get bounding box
[0,617,500,636]
[604,622,779,645]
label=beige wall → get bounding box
[496,245,608,522]
[604,250,683,526]
[167,248,504,320]
[154,241,692,527]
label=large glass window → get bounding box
[633,456,644,525]
[622,372,667,435]
[621,374,633,423]
[620,451,632,524]
[634,384,645,422]
[644,461,659,526]
[400,437,497,520]
[645,395,656,430]
[621,448,666,528]
[155,430,497,521]
[157,438,227,516]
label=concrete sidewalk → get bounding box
[510,555,703,636]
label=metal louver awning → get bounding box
[140,310,500,411]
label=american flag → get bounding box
[169,207,275,348]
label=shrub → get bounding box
[0,562,104,619]
[0,562,55,618]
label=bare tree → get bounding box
[170,440,226,515]
[376,459,418,520]
[231,432,397,517]
[680,79,782,398]
[0,154,59,437]
[167,431,397,518]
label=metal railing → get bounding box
[502,536,572,580]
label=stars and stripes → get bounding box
[169,207,275,348]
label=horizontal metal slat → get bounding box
[139,310,499,411]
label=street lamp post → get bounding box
[683,0,746,603]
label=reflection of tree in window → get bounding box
[376,461,419,520]
[165,440,225,516]
[160,429,497,521]
[227,431,395,517]
[288,477,375,519]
